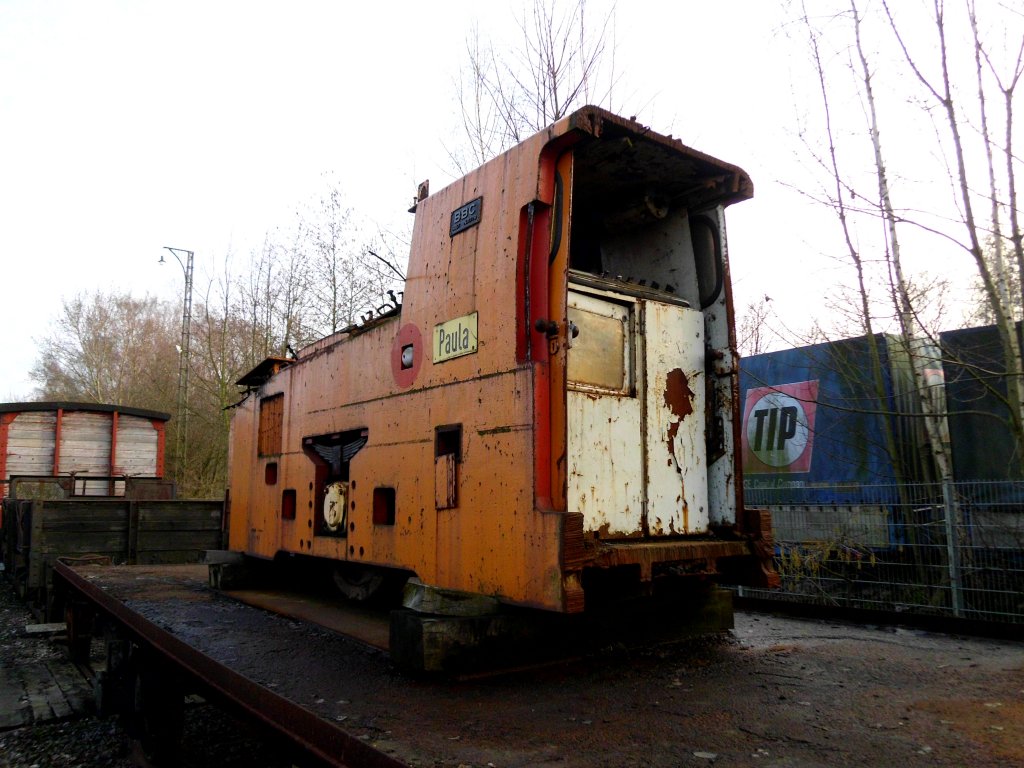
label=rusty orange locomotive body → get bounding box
[226,107,773,613]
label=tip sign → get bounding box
[741,380,819,474]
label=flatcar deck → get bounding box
[50,562,1024,768]
[52,562,736,765]
[224,585,391,651]
[54,562,404,767]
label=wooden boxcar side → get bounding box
[0,402,169,498]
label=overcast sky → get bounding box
[0,1,1006,401]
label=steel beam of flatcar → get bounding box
[52,561,406,768]
[591,539,757,580]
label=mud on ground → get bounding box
[355,614,1023,767]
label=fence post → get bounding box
[128,500,139,565]
[941,478,964,617]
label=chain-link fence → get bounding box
[735,481,1024,624]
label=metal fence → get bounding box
[735,481,1024,625]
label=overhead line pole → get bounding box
[161,246,194,490]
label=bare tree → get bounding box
[450,0,617,171]
[968,242,1023,324]
[304,183,354,334]
[273,227,315,354]
[783,0,1024,476]
[795,0,912,483]
[454,22,505,172]
[31,291,178,411]
[186,254,269,496]
[235,237,279,363]
[300,178,404,337]
[848,0,956,488]
[881,0,1024,460]
[737,297,774,357]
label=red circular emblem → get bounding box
[391,323,423,388]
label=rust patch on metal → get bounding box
[596,521,643,540]
[663,368,695,466]
[739,507,781,588]
[663,368,695,419]
[561,512,588,570]
[590,538,753,581]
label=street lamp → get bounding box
[160,246,194,489]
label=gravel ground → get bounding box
[0,574,291,768]
[0,572,134,768]
[0,719,134,768]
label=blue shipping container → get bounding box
[941,323,1024,482]
[741,336,925,489]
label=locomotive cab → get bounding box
[559,128,738,543]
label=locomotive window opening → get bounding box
[303,428,368,538]
[566,189,692,303]
[568,176,680,297]
[281,488,296,520]
[435,424,462,460]
[258,394,284,456]
[567,294,633,395]
[264,462,278,485]
[567,133,737,309]
[435,424,461,510]
[690,215,723,309]
[373,487,396,526]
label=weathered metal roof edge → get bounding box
[565,105,755,201]
[0,401,172,422]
